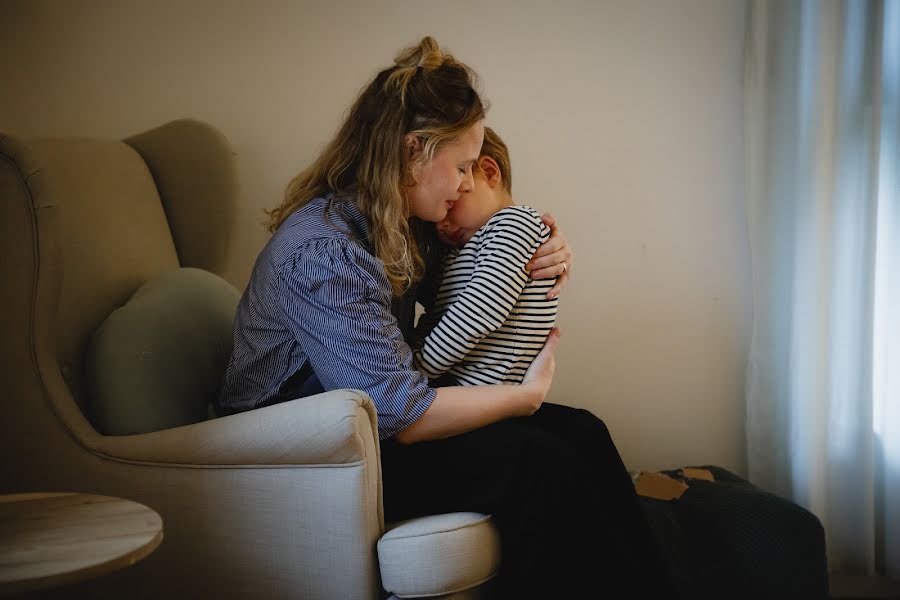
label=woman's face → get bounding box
[407,122,484,222]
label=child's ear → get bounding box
[478,156,503,189]
[405,133,424,159]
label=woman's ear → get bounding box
[478,156,503,189]
[405,133,424,159]
[404,134,425,186]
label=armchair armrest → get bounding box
[84,389,379,467]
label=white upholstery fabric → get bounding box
[0,125,386,599]
[386,591,491,600]
[378,512,501,598]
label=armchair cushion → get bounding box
[378,512,500,598]
[85,267,240,435]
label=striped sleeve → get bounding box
[276,237,435,439]
[414,208,548,379]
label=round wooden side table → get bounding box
[0,492,163,596]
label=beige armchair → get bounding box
[0,120,498,599]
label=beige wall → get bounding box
[0,0,751,474]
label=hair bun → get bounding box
[394,36,444,71]
[387,36,451,105]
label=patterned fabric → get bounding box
[641,466,829,599]
[218,195,435,440]
[413,206,557,385]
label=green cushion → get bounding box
[86,267,240,435]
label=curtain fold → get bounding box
[745,0,899,577]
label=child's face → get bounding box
[437,162,508,247]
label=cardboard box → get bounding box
[681,467,715,481]
[634,467,717,500]
[635,471,689,500]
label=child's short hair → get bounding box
[479,127,512,193]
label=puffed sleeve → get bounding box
[275,237,436,439]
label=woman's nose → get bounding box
[459,168,475,193]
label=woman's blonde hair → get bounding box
[268,36,486,296]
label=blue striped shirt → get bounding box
[218,195,437,440]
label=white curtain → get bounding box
[745,0,899,577]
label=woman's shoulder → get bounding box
[269,196,372,262]
[275,196,345,242]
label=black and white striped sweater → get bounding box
[414,205,559,386]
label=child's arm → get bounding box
[414,207,550,379]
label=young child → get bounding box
[413,127,559,385]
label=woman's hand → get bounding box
[527,213,574,299]
[520,327,561,415]
[394,328,562,443]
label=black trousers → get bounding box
[380,403,674,599]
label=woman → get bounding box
[219,37,670,598]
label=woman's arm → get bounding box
[394,327,560,444]
[278,239,439,440]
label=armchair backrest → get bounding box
[0,119,238,428]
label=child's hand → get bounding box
[526,213,574,299]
